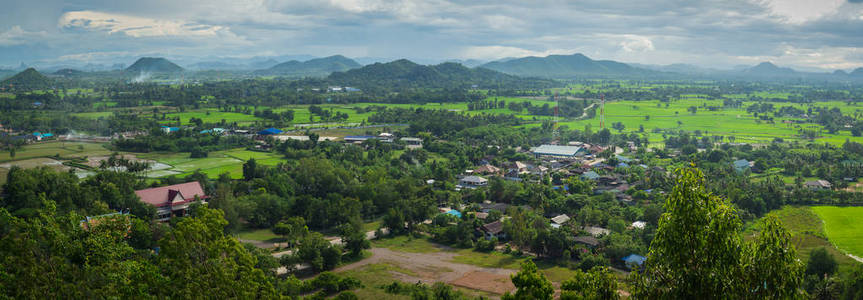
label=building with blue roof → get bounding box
[732,159,751,172]
[623,254,647,270]
[258,128,283,135]
[160,126,180,133]
[200,128,226,134]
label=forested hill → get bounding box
[327,59,555,89]
[0,68,52,91]
[125,57,184,74]
[480,53,653,78]
[256,55,362,77]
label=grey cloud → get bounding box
[0,0,862,70]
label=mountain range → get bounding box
[326,59,551,89]
[255,55,362,77]
[479,53,652,78]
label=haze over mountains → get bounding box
[255,55,362,77]
[4,53,863,84]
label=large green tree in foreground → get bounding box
[631,166,803,299]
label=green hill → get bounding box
[327,59,551,89]
[53,68,87,77]
[125,57,184,74]
[0,68,51,91]
[256,55,361,77]
[480,53,651,78]
[742,62,797,77]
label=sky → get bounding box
[1,0,863,71]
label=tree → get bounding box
[560,266,619,300]
[502,260,554,300]
[340,221,370,257]
[631,166,803,299]
[158,207,277,298]
[805,247,838,277]
[242,158,259,181]
[297,232,341,272]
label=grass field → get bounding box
[747,206,861,272]
[539,98,863,145]
[235,228,284,243]
[371,235,443,253]
[134,148,286,179]
[812,206,863,260]
[0,141,110,162]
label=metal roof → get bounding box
[533,145,584,156]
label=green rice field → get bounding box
[812,206,863,260]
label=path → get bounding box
[575,103,596,120]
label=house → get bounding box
[550,214,570,229]
[581,171,600,180]
[573,236,599,248]
[459,175,488,188]
[402,137,423,149]
[160,126,179,134]
[480,202,510,213]
[511,161,530,174]
[480,220,505,240]
[473,165,501,175]
[616,155,633,163]
[135,182,208,222]
[623,254,647,270]
[472,212,489,220]
[631,221,647,229]
[80,211,131,232]
[200,128,226,134]
[257,128,283,135]
[805,180,832,190]
[444,209,462,218]
[732,159,751,172]
[532,144,588,158]
[344,135,376,143]
[583,226,611,237]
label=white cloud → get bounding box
[58,10,234,38]
[755,0,845,24]
[619,35,655,52]
[734,44,863,70]
[0,26,48,46]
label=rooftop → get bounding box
[532,144,584,157]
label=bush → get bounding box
[475,237,496,252]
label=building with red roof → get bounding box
[135,182,207,221]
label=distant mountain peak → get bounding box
[125,57,184,73]
[743,61,796,76]
[1,68,51,90]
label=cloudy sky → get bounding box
[1,0,863,71]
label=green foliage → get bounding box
[157,207,276,298]
[806,247,838,277]
[297,232,342,272]
[560,266,619,300]
[631,166,803,299]
[503,260,554,300]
